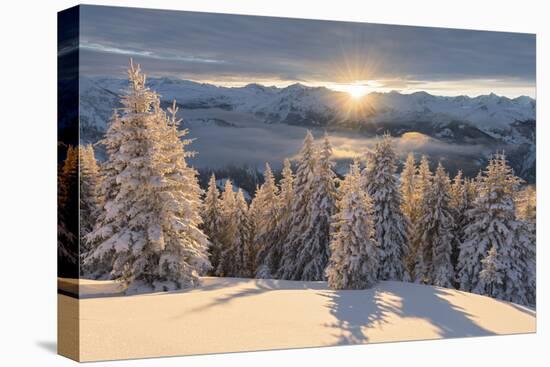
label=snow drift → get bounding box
[60,277,536,361]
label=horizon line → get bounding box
[83,74,536,100]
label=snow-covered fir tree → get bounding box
[409,155,432,280]
[237,190,255,277]
[202,174,223,273]
[84,61,210,291]
[58,145,79,276]
[256,158,294,278]
[516,185,536,223]
[362,134,409,281]
[415,163,455,287]
[515,185,536,305]
[82,111,125,279]
[219,189,251,277]
[400,152,418,275]
[216,179,237,276]
[252,163,280,277]
[524,219,536,306]
[278,131,317,280]
[79,145,102,257]
[293,133,337,280]
[457,154,532,305]
[401,152,418,222]
[479,244,504,298]
[449,171,477,273]
[326,161,379,289]
[449,170,465,217]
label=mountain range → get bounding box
[76,77,536,182]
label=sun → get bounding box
[344,84,370,99]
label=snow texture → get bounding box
[61,276,536,362]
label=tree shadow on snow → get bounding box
[319,287,393,344]
[501,301,536,317]
[186,278,326,314]
[321,281,494,345]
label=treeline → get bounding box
[197,166,264,199]
[200,131,536,306]
[59,61,535,305]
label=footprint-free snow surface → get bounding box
[60,277,535,361]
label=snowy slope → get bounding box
[61,277,536,361]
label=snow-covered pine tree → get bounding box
[400,152,418,276]
[415,163,455,287]
[326,161,379,289]
[448,171,477,273]
[236,189,254,277]
[410,155,432,281]
[515,185,536,305]
[216,179,237,276]
[479,244,504,298]
[516,185,536,223]
[252,163,280,277]
[401,152,418,221]
[84,61,210,291]
[154,99,211,283]
[247,194,261,274]
[82,111,125,279]
[449,170,464,272]
[219,189,251,277]
[362,134,409,281]
[58,145,79,275]
[457,154,531,304]
[202,174,223,274]
[295,132,338,281]
[523,216,536,306]
[256,158,294,278]
[79,145,101,257]
[277,131,317,280]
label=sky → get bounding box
[78,5,536,98]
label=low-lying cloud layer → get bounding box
[183,109,493,173]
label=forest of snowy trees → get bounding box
[58,62,536,306]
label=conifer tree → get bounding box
[79,145,102,257]
[58,146,79,276]
[278,131,317,279]
[82,112,125,279]
[295,133,337,280]
[85,61,210,290]
[216,179,237,276]
[457,154,531,305]
[362,134,409,281]
[401,152,418,222]
[252,163,280,277]
[515,185,536,305]
[218,189,251,277]
[415,163,455,287]
[257,159,294,278]
[516,186,536,223]
[327,161,379,289]
[479,245,504,298]
[409,155,432,281]
[202,174,223,273]
[400,152,418,276]
[449,171,477,273]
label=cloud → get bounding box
[80,42,225,64]
[78,5,536,96]
[179,108,492,174]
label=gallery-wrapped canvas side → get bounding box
[57,5,80,362]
